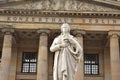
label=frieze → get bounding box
[0,16,120,25]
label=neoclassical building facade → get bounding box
[0,0,120,80]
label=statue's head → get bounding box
[61,23,70,33]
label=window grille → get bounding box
[22,52,37,73]
[84,54,99,75]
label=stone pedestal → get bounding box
[73,30,85,80]
[37,29,50,80]
[109,31,120,80]
[0,28,14,80]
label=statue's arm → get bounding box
[50,38,61,52]
[74,38,83,61]
[69,37,83,52]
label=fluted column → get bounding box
[37,29,50,80]
[73,30,86,80]
[109,31,120,80]
[0,27,14,80]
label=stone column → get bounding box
[73,30,86,80]
[0,27,14,80]
[9,37,18,80]
[37,29,50,80]
[104,48,110,80]
[109,31,120,80]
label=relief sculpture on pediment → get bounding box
[2,0,119,11]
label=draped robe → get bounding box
[50,34,82,80]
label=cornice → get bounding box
[0,9,120,18]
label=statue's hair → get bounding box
[61,23,70,32]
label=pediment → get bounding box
[0,0,120,11]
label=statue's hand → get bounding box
[59,42,69,48]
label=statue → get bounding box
[50,23,83,80]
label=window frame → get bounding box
[84,54,99,75]
[21,52,37,73]
[0,51,1,63]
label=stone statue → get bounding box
[50,23,83,80]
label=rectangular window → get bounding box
[22,52,37,73]
[84,54,99,75]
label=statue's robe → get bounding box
[50,34,82,80]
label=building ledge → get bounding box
[16,74,36,79]
[0,9,120,18]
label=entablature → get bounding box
[0,9,120,18]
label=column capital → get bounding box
[108,31,120,38]
[2,25,14,35]
[37,29,51,36]
[72,29,86,37]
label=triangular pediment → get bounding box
[0,0,120,11]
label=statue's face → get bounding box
[61,26,69,33]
